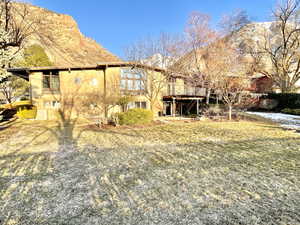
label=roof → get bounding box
[251,73,268,79]
[7,62,166,74]
[163,95,205,100]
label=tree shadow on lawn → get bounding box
[0,117,145,224]
[1,119,300,224]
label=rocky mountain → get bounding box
[229,22,274,51]
[170,22,277,77]
[142,53,176,69]
[15,3,121,67]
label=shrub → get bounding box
[16,105,37,119]
[117,108,153,125]
[259,99,279,110]
[202,104,226,117]
[281,108,300,115]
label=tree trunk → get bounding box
[228,105,232,121]
[150,101,154,113]
[206,88,211,104]
[280,78,293,93]
[281,87,293,93]
[3,92,13,108]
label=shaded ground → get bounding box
[0,120,299,224]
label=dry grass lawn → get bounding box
[0,118,299,224]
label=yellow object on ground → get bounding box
[0,100,32,109]
[0,100,37,119]
[16,105,37,119]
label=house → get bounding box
[250,75,274,93]
[8,62,205,120]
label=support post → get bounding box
[29,81,33,105]
[104,65,108,118]
[180,102,183,116]
[172,98,176,117]
[196,99,199,115]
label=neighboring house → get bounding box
[8,62,205,120]
[250,75,274,93]
[250,74,300,94]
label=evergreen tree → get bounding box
[19,44,53,67]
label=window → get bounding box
[135,102,141,108]
[91,78,98,86]
[44,101,60,108]
[120,79,126,89]
[135,101,147,109]
[120,68,146,95]
[128,102,135,109]
[167,78,176,95]
[74,77,81,85]
[43,71,60,91]
[43,76,51,89]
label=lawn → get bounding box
[0,119,299,224]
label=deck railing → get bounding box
[164,84,206,96]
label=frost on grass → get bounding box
[247,111,300,130]
[0,121,300,224]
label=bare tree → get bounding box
[117,95,135,112]
[0,1,39,105]
[252,0,300,93]
[59,74,121,126]
[81,92,121,126]
[172,11,251,107]
[212,40,251,120]
[0,74,28,103]
[219,9,251,35]
[182,11,218,104]
[125,33,178,113]
[0,0,37,76]
[172,10,253,117]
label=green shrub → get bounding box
[281,108,300,115]
[117,108,153,125]
[16,105,37,119]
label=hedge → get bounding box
[262,93,300,110]
[281,108,300,116]
[117,108,153,125]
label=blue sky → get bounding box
[31,0,276,58]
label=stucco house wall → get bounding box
[24,65,165,120]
